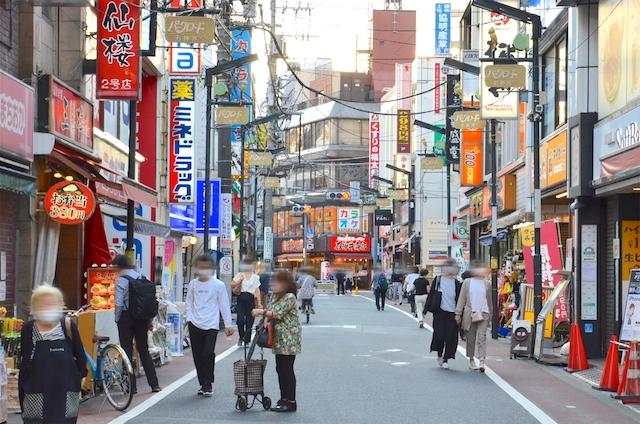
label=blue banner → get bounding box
[195,179,221,234]
[230,29,252,178]
[435,3,451,56]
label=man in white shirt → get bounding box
[186,254,234,397]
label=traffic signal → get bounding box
[326,191,351,201]
[291,204,311,213]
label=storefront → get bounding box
[329,235,372,287]
[0,70,36,317]
[585,103,640,356]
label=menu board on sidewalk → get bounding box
[620,269,640,342]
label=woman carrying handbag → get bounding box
[455,260,493,372]
[252,270,301,413]
[426,259,462,369]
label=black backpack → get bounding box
[125,275,158,321]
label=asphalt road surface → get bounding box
[120,294,544,424]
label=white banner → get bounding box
[220,193,233,242]
[263,226,273,261]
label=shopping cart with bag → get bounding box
[233,318,272,412]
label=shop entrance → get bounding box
[55,223,83,309]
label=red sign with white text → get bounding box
[0,70,34,160]
[522,220,569,323]
[330,236,371,253]
[49,77,94,150]
[369,113,380,188]
[96,0,140,99]
[44,181,97,225]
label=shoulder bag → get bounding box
[424,276,442,314]
[256,318,274,349]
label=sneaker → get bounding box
[479,359,485,372]
[197,387,204,396]
[151,386,162,393]
[419,321,424,328]
[441,361,449,369]
[469,359,480,370]
[202,388,214,397]
[437,356,444,367]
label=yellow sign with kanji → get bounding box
[520,223,535,247]
[397,109,411,154]
[622,220,640,280]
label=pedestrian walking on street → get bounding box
[456,260,492,372]
[404,266,420,317]
[186,254,235,397]
[429,259,462,369]
[231,260,263,346]
[345,273,354,294]
[372,267,389,311]
[413,268,430,328]
[112,254,161,394]
[335,270,346,295]
[19,285,87,424]
[256,261,272,297]
[252,270,302,413]
[391,271,404,305]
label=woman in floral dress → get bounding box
[252,270,301,412]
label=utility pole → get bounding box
[489,119,499,339]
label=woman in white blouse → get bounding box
[455,260,493,372]
[232,260,263,346]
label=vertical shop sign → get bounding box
[460,129,483,186]
[0,70,34,159]
[580,225,598,320]
[195,179,221,234]
[338,208,361,233]
[445,74,462,163]
[168,0,202,75]
[522,221,569,322]
[230,29,252,179]
[220,193,233,247]
[434,62,442,114]
[397,109,411,154]
[96,0,140,99]
[46,77,94,151]
[622,221,640,282]
[369,113,381,188]
[435,4,451,55]
[263,226,273,262]
[479,0,520,119]
[168,78,196,203]
[518,101,527,155]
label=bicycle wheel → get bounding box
[101,344,134,411]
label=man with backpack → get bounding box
[113,254,161,394]
[371,267,389,311]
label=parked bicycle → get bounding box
[68,306,135,411]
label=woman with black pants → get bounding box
[252,270,301,412]
[232,261,263,346]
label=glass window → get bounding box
[542,34,568,137]
[338,119,365,145]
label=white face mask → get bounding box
[198,269,213,280]
[34,309,63,323]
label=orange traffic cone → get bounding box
[612,347,630,399]
[566,323,589,372]
[621,341,640,404]
[594,336,620,391]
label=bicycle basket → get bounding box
[233,359,266,395]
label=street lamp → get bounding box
[203,54,259,254]
[470,0,544,332]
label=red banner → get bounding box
[44,181,97,225]
[49,77,94,150]
[460,129,483,186]
[96,0,140,99]
[522,220,569,323]
[330,236,371,253]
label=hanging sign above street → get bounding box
[248,151,273,167]
[387,189,409,201]
[96,0,140,99]
[452,111,486,130]
[215,106,249,125]
[165,16,215,44]
[484,64,527,89]
[421,156,443,170]
[44,181,96,225]
[376,197,392,208]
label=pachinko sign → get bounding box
[44,181,96,224]
[168,78,196,203]
[96,0,140,99]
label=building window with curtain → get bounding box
[542,34,568,137]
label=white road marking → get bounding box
[304,324,358,329]
[391,362,410,366]
[355,295,558,424]
[108,345,239,424]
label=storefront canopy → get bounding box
[0,169,35,196]
[101,205,179,239]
